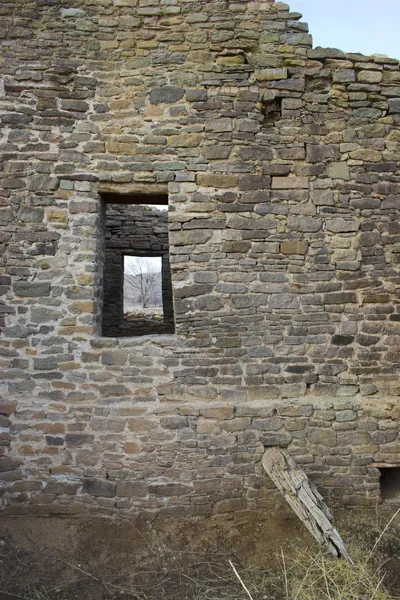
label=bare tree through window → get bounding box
[124,256,163,322]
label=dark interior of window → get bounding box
[101,194,174,337]
[379,467,400,502]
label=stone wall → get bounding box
[1,0,400,518]
[102,202,174,337]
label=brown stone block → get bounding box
[45,479,81,495]
[272,177,309,189]
[193,479,222,493]
[215,497,247,514]
[308,428,337,446]
[128,418,158,432]
[52,381,76,390]
[200,407,234,420]
[124,441,141,454]
[50,466,78,475]
[149,482,193,497]
[197,174,238,188]
[0,400,17,415]
[101,351,128,366]
[82,478,116,498]
[117,481,149,497]
[106,141,138,155]
[280,240,308,255]
[76,274,95,285]
[46,208,68,223]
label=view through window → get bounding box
[124,255,164,323]
[102,196,174,337]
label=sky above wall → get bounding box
[287,0,400,59]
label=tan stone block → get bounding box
[50,466,77,475]
[193,479,221,492]
[0,401,17,415]
[280,240,308,255]
[358,70,382,84]
[106,141,137,155]
[59,362,81,371]
[124,441,141,454]
[216,55,246,66]
[51,382,76,390]
[76,274,95,285]
[349,149,382,162]
[215,498,247,513]
[137,40,159,49]
[247,386,279,401]
[169,134,201,148]
[19,445,35,455]
[200,406,234,420]
[196,420,221,434]
[222,418,251,432]
[109,100,132,111]
[71,301,95,313]
[43,447,59,455]
[253,67,288,80]
[188,51,214,63]
[272,177,309,189]
[197,174,238,188]
[100,40,119,50]
[102,351,128,366]
[46,208,68,223]
[127,418,158,432]
[61,317,76,326]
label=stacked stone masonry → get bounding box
[0,0,400,518]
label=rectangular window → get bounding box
[379,467,400,503]
[101,194,174,337]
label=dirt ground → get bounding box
[0,511,309,600]
[0,509,399,600]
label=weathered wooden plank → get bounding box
[262,447,353,564]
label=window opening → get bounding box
[261,97,282,127]
[101,194,174,337]
[124,255,163,322]
[379,467,400,503]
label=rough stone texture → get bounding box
[0,0,400,518]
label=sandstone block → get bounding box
[324,292,357,304]
[306,145,340,163]
[261,431,292,447]
[197,174,238,187]
[254,68,288,81]
[45,479,81,495]
[0,458,21,472]
[287,216,322,233]
[272,177,309,189]
[327,162,350,180]
[149,482,193,497]
[358,71,382,84]
[82,478,116,498]
[280,240,308,255]
[269,294,300,309]
[215,498,247,513]
[388,99,400,113]
[117,481,149,497]
[101,351,128,366]
[14,281,50,297]
[150,87,185,104]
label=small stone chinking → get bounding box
[0,0,400,518]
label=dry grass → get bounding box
[285,549,394,600]
[1,511,399,600]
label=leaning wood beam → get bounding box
[262,447,353,564]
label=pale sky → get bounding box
[288,1,400,59]
[125,255,162,274]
